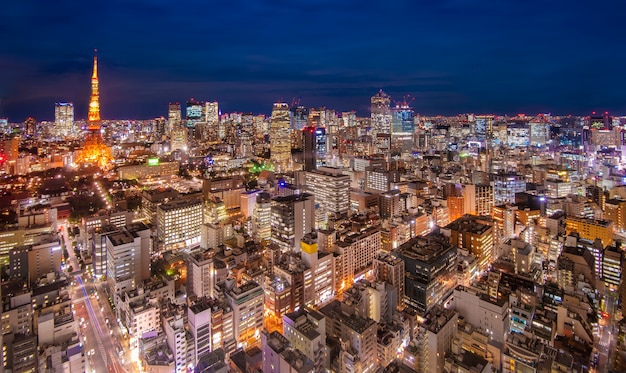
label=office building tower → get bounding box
[154,117,166,138]
[390,99,414,152]
[529,121,549,146]
[453,286,509,344]
[54,102,74,137]
[301,237,335,307]
[565,217,613,248]
[444,215,494,273]
[104,222,151,295]
[188,297,235,365]
[461,184,494,216]
[373,252,405,307]
[9,241,62,284]
[333,227,382,295]
[253,192,272,242]
[170,126,188,152]
[364,163,401,194]
[156,198,203,251]
[186,99,205,123]
[241,190,260,218]
[393,233,457,314]
[261,330,315,373]
[342,110,357,127]
[270,193,315,253]
[168,102,182,130]
[303,126,317,171]
[371,90,392,153]
[223,281,265,349]
[305,167,350,222]
[492,173,526,205]
[187,248,216,299]
[318,300,377,373]
[602,246,622,290]
[203,101,219,141]
[379,189,401,219]
[418,306,458,373]
[303,126,327,171]
[270,102,292,172]
[282,307,327,372]
[290,104,309,130]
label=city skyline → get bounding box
[1,0,626,121]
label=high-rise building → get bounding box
[565,217,613,248]
[186,100,205,123]
[453,286,509,344]
[168,102,181,130]
[492,173,526,205]
[270,193,315,253]
[223,281,265,349]
[318,300,377,373]
[290,104,309,130]
[54,102,74,137]
[282,307,327,372]
[270,103,291,172]
[302,126,327,171]
[393,233,457,314]
[104,223,151,295]
[305,167,350,222]
[187,248,216,299]
[390,100,414,152]
[443,215,494,273]
[379,189,401,219]
[170,126,188,152]
[156,198,203,251]
[418,306,458,373]
[373,252,405,309]
[205,101,219,141]
[462,184,494,216]
[188,297,235,365]
[371,90,391,153]
[253,192,272,242]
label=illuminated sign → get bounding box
[147,158,160,166]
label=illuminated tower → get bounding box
[270,102,291,172]
[88,51,100,124]
[76,50,112,169]
[371,90,391,154]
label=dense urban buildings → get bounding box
[2,50,626,373]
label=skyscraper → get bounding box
[290,104,309,130]
[393,233,458,314]
[305,167,350,223]
[205,101,219,142]
[371,90,391,153]
[302,127,328,170]
[271,193,315,253]
[168,102,181,131]
[54,102,74,137]
[270,102,291,172]
[390,99,414,152]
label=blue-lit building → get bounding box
[303,126,327,171]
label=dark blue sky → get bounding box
[1,0,625,121]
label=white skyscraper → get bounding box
[54,102,74,137]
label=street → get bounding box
[594,288,617,373]
[61,221,132,373]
